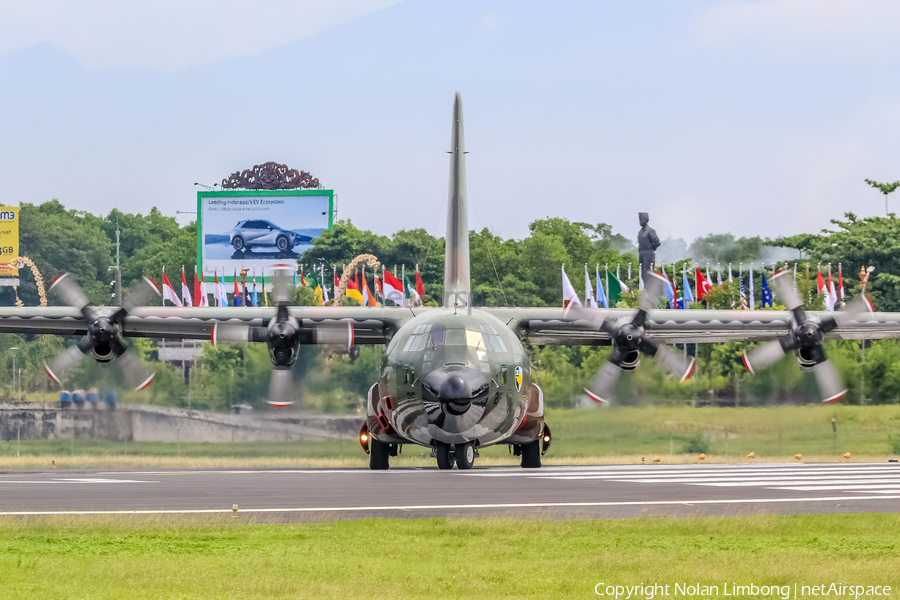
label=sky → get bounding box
[2,0,900,245]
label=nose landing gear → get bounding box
[433,441,479,470]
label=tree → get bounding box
[864,179,900,216]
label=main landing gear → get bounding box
[434,441,478,470]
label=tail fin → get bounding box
[443,92,470,308]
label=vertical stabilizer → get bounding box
[443,92,470,307]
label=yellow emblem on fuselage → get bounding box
[514,365,523,392]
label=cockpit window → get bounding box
[402,324,432,352]
[480,325,508,353]
[444,329,466,346]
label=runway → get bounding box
[2,463,899,520]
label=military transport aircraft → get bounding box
[3,93,900,471]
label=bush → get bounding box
[682,433,709,454]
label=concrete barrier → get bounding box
[0,404,361,443]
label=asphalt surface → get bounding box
[2,463,899,520]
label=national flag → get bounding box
[181,267,193,307]
[415,269,425,300]
[193,271,202,307]
[293,269,297,287]
[244,285,253,307]
[300,267,307,287]
[826,269,837,311]
[596,265,608,308]
[233,268,241,307]
[584,264,597,308]
[383,271,405,306]
[214,270,227,307]
[345,272,364,304]
[727,265,734,308]
[606,270,627,306]
[761,272,773,308]
[334,269,340,289]
[838,264,845,305]
[716,266,723,287]
[749,265,755,309]
[251,275,257,307]
[816,267,825,295]
[561,265,582,310]
[374,276,384,301]
[406,275,422,306]
[695,268,712,300]
[682,265,694,309]
[660,266,675,308]
[321,270,330,305]
[162,272,183,307]
[262,268,268,307]
[739,270,748,310]
[362,276,376,307]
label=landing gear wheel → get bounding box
[436,442,454,470]
[521,440,542,469]
[369,438,390,470]
[456,442,476,470]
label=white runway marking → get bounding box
[1,494,899,517]
[1,478,157,484]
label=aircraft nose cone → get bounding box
[423,365,489,417]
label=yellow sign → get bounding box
[0,207,19,277]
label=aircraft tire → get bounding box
[369,439,390,470]
[435,442,454,470]
[520,440,542,469]
[455,442,475,470]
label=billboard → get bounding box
[0,206,19,279]
[197,190,333,280]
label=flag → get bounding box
[199,273,209,307]
[660,266,675,308]
[251,275,257,307]
[739,270,748,310]
[162,272,182,307]
[214,269,227,307]
[596,265,608,308]
[728,264,734,308]
[233,269,241,306]
[406,275,422,306]
[415,269,425,299]
[682,264,694,308]
[607,270,626,306]
[181,267,193,307]
[293,269,297,287]
[321,268,330,305]
[826,268,837,311]
[584,264,597,308]
[345,272,364,304]
[262,268,268,307]
[300,267,308,287]
[334,269,340,290]
[695,268,712,300]
[374,276,384,301]
[838,264,845,305]
[193,271,202,307]
[816,267,825,295]
[383,271,405,305]
[362,276,376,307]
[244,285,253,307]
[716,266,723,287]
[561,265,582,310]
[761,272,773,308]
[749,265,755,309]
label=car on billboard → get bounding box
[229,219,309,252]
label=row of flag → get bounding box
[562,263,849,311]
[155,265,428,308]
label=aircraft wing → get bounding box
[0,306,423,344]
[484,307,900,345]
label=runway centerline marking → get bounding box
[2,494,899,516]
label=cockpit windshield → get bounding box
[398,323,509,353]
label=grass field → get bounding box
[1,405,899,469]
[1,514,899,599]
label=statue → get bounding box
[637,212,660,282]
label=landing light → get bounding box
[543,435,550,443]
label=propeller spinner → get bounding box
[583,271,695,403]
[44,273,160,391]
[742,269,873,403]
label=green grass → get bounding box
[1,514,899,599]
[2,405,899,466]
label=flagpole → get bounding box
[605,264,609,306]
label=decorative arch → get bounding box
[9,257,47,307]
[335,254,380,306]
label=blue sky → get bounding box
[1,0,899,244]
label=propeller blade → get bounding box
[832,295,875,327]
[45,342,91,384]
[49,273,90,313]
[638,271,667,315]
[771,270,803,311]
[267,367,296,406]
[271,263,292,305]
[116,351,156,391]
[652,345,695,382]
[314,321,355,349]
[815,360,847,403]
[584,361,622,404]
[122,277,162,312]
[742,341,786,374]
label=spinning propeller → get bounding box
[212,264,354,406]
[45,273,160,390]
[582,271,695,403]
[741,270,873,403]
